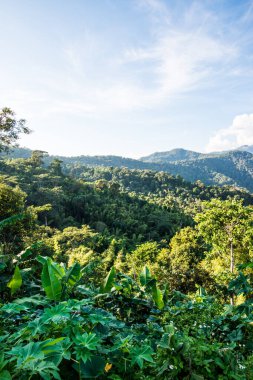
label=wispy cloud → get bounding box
[206,113,253,152]
[2,0,253,156]
[44,0,237,116]
[137,0,171,24]
[240,0,253,23]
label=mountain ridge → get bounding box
[140,148,202,163]
[1,146,253,192]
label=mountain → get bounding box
[2,147,253,192]
[237,145,253,154]
[161,150,253,191]
[140,150,253,192]
[0,147,33,159]
[0,148,152,170]
[140,148,202,163]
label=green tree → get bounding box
[126,241,161,277]
[0,183,26,218]
[49,158,63,176]
[0,107,30,152]
[195,198,253,301]
[30,150,48,168]
[0,183,28,254]
[168,226,209,292]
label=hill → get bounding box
[237,145,253,154]
[1,148,253,379]
[140,150,253,191]
[140,148,202,163]
[2,147,253,192]
[162,150,253,191]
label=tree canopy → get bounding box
[0,107,30,152]
[1,110,253,379]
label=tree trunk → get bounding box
[230,240,234,273]
[230,240,234,305]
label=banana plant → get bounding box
[100,265,165,309]
[0,214,25,230]
[140,266,164,309]
[100,266,116,293]
[7,265,22,296]
[37,256,82,301]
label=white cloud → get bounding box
[0,1,242,126]
[117,30,235,110]
[206,113,253,152]
[138,0,168,13]
[53,3,236,116]
[137,0,171,24]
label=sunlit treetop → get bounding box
[0,107,31,152]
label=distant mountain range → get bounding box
[236,145,253,154]
[2,145,253,192]
[140,148,201,163]
[141,148,253,192]
[141,145,253,162]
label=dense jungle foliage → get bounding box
[1,109,253,379]
[4,145,253,192]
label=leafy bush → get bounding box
[0,257,253,379]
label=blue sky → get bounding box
[1,0,253,157]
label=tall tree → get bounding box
[0,107,31,152]
[195,198,253,302]
[168,226,208,292]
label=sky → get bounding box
[1,0,253,157]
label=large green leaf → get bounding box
[0,353,11,379]
[101,266,116,293]
[74,332,101,364]
[15,295,47,306]
[42,338,66,366]
[139,266,155,289]
[0,370,12,380]
[9,341,62,379]
[38,256,65,301]
[9,342,44,367]
[73,332,101,351]
[42,304,71,324]
[65,262,81,287]
[152,284,164,309]
[0,214,24,230]
[16,243,42,262]
[1,303,28,314]
[139,266,152,287]
[7,266,22,296]
[158,325,175,349]
[36,255,47,265]
[139,266,164,308]
[130,345,154,369]
[76,355,105,378]
[50,261,66,279]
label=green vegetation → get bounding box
[3,145,253,192]
[1,110,253,378]
[0,107,30,152]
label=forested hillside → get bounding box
[140,148,202,162]
[1,109,253,379]
[3,146,253,191]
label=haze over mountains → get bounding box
[2,145,253,192]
